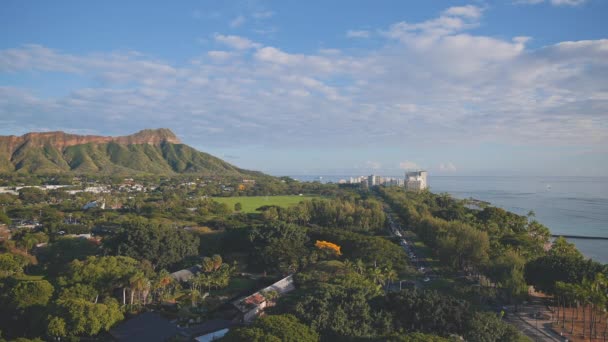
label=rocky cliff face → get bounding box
[0,128,181,155]
[0,128,263,176]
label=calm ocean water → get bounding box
[288,175,608,264]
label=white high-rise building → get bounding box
[405,171,428,191]
[368,174,382,186]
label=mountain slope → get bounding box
[0,129,263,177]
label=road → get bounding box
[384,208,432,281]
[383,206,567,341]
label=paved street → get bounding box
[501,296,570,342]
[384,206,568,342]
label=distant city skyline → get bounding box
[1,1,607,176]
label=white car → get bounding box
[423,277,430,282]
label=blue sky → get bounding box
[1,0,607,176]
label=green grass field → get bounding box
[212,195,321,213]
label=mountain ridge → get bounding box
[0,129,262,177]
[0,128,181,155]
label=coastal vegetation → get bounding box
[0,171,605,341]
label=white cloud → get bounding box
[516,0,587,6]
[207,50,235,61]
[346,30,370,38]
[1,6,607,151]
[551,0,586,5]
[229,15,246,28]
[213,34,261,50]
[442,5,483,18]
[439,162,457,172]
[399,161,420,170]
[383,5,485,46]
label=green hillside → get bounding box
[0,139,263,177]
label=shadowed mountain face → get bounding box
[0,129,261,176]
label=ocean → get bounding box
[288,175,608,264]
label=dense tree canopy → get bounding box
[9,280,54,309]
[222,314,319,342]
[104,218,199,269]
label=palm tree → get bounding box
[198,273,213,293]
[580,278,592,339]
[342,260,354,273]
[385,268,398,290]
[211,254,223,271]
[153,270,173,303]
[590,273,607,339]
[202,257,214,273]
[189,276,202,306]
[368,267,386,287]
[263,290,279,305]
[129,272,150,305]
[354,259,365,275]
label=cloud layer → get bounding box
[1,5,607,154]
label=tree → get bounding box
[549,237,584,259]
[0,253,28,278]
[51,298,124,337]
[18,187,46,205]
[151,270,174,303]
[382,289,470,336]
[437,222,489,271]
[250,222,310,273]
[292,284,376,338]
[105,218,199,270]
[39,209,63,235]
[0,211,11,226]
[465,312,524,342]
[314,240,342,256]
[234,202,242,212]
[37,238,98,276]
[46,316,67,340]
[486,250,527,305]
[262,290,279,303]
[525,255,605,295]
[66,256,140,304]
[387,333,450,342]
[385,267,398,289]
[202,257,215,272]
[10,280,54,309]
[212,254,223,271]
[222,314,319,342]
[58,283,98,302]
[128,272,150,305]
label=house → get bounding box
[83,200,105,210]
[109,312,235,342]
[170,265,203,283]
[183,319,235,342]
[232,275,295,323]
[109,312,182,342]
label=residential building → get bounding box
[405,171,428,191]
[232,275,295,323]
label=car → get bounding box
[418,267,425,272]
[423,277,430,282]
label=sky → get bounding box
[0,0,607,177]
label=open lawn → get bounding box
[212,195,321,213]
